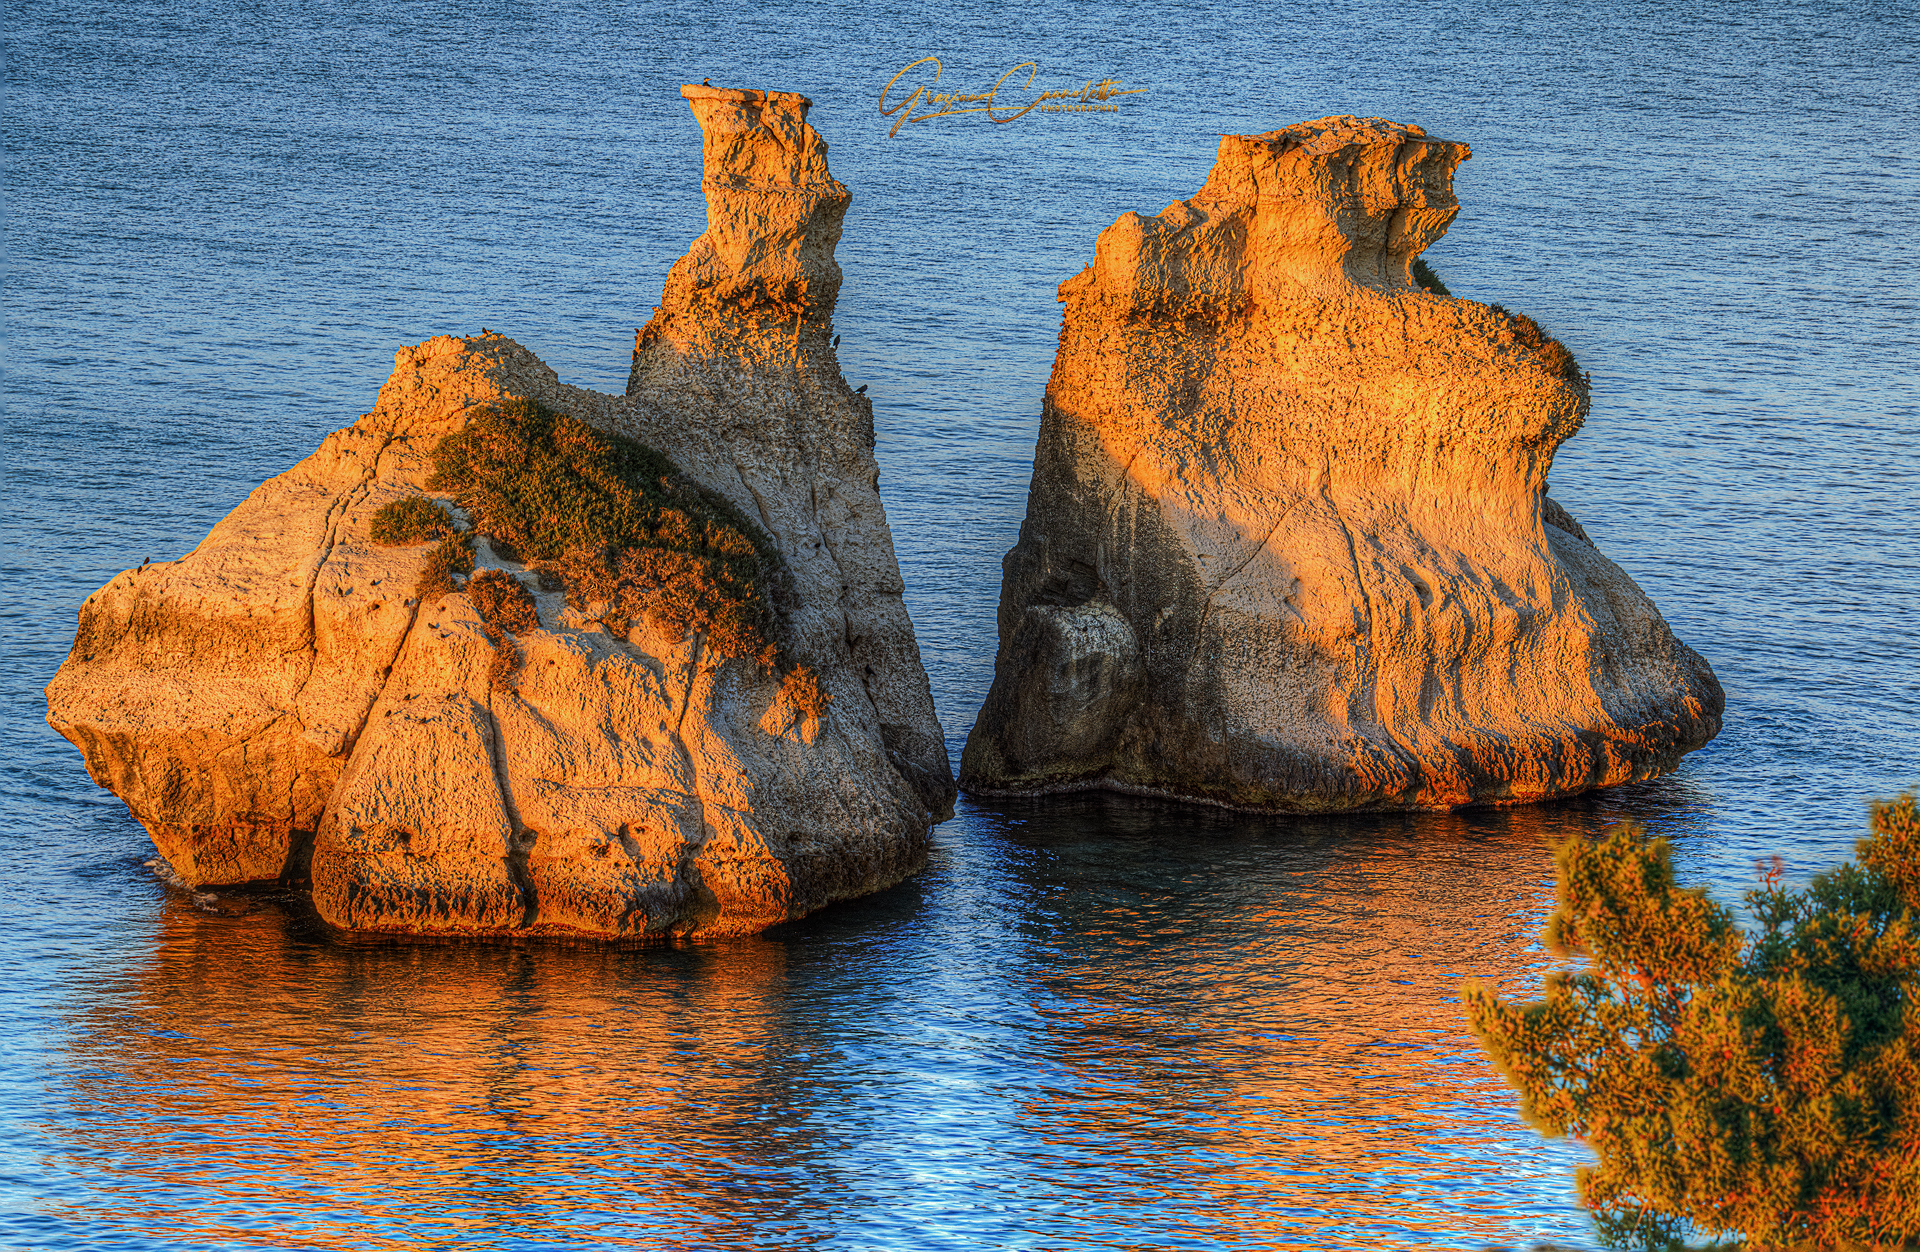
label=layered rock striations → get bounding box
[48,85,955,937]
[961,116,1722,812]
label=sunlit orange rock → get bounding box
[961,115,1722,812]
[46,85,953,937]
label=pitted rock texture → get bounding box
[960,115,1722,813]
[47,85,954,937]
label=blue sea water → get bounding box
[4,1,1918,1247]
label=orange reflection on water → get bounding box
[56,922,851,1249]
[47,798,1605,1249]
[1003,803,1589,1248]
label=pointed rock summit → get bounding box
[961,116,1722,812]
[47,86,954,938]
[631,85,849,378]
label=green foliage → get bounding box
[431,397,677,561]
[549,543,780,671]
[1466,794,1920,1250]
[1412,257,1452,296]
[370,495,453,546]
[1487,302,1584,384]
[427,395,774,565]
[1861,793,1920,906]
[427,397,813,692]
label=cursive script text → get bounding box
[879,57,1146,137]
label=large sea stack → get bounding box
[47,85,955,937]
[961,116,1722,812]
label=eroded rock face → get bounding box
[48,85,954,937]
[961,116,1722,812]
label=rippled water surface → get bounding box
[6,1,1918,1247]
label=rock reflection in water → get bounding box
[994,798,1595,1246]
[46,790,1707,1248]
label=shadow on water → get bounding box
[31,785,1733,1248]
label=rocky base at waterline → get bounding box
[961,115,1722,813]
[46,85,954,939]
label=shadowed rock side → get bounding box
[960,116,1722,813]
[46,85,954,938]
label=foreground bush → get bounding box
[1467,794,1920,1249]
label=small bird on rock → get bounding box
[703,78,712,86]
[855,384,867,395]
[832,334,840,348]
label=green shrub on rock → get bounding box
[1412,256,1452,296]
[1466,794,1920,1250]
[427,397,824,700]
[370,495,453,546]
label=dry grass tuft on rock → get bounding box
[467,568,539,635]
[430,397,811,690]
[1488,303,1583,383]
[780,665,831,720]
[484,639,519,693]
[413,535,474,604]
[370,496,453,546]
[466,569,539,692]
